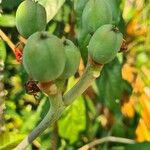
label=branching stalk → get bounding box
[79,136,135,150]
[63,62,103,106]
[14,59,103,150]
[14,93,65,150]
[0,29,16,54]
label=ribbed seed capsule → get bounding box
[23,32,65,82]
[88,24,123,64]
[16,0,46,38]
[82,0,112,34]
[60,40,81,79]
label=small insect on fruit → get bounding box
[24,80,40,100]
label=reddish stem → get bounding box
[0,29,23,62]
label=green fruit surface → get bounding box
[74,0,89,27]
[88,24,123,64]
[82,0,112,33]
[23,32,65,82]
[74,0,89,16]
[60,40,81,79]
[16,0,46,38]
[106,0,121,24]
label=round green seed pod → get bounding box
[106,0,121,24]
[88,24,123,64]
[82,0,112,34]
[60,40,81,79]
[16,0,46,38]
[23,31,65,82]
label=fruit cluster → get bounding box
[16,0,123,82]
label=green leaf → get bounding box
[125,142,150,150]
[85,96,96,118]
[21,98,47,132]
[1,0,22,10]
[0,132,25,150]
[111,119,126,137]
[0,14,16,27]
[37,0,65,22]
[96,58,123,112]
[74,0,89,27]
[0,40,6,61]
[58,77,86,144]
[111,146,125,150]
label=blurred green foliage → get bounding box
[1,0,150,149]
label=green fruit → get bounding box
[16,0,46,38]
[106,0,121,24]
[74,0,89,17]
[23,32,65,82]
[60,40,81,79]
[74,0,89,27]
[82,0,112,34]
[88,24,123,64]
[78,30,91,65]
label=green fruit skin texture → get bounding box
[60,40,81,79]
[88,24,123,64]
[82,0,112,34]
[74,0,89,27]
[106,0,121,24]
[23,32,65,82]
[16,0,46,38]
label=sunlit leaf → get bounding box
[0,40,6,61]
[58,77,86,144]
[0,132,25,150]
[0,14,16,27]
[37,0,65,22]
[21,98,47,132]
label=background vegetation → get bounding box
[0,0,150,149]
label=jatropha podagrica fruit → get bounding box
[88,24,123,64]
[82,0,112,34]
[16,0,46,38]
[23,31,65,82]
[60,40,81,79]
[106,0,121,24]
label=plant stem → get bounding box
[13,93,65,150]
[51,123,58,150]
[0,29,16,54]
[79,136,135,150]
[14,59,103,150]
[0,60,5,133]
[63,62,103,106]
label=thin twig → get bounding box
[0,29,16,54]
[79,136,135,150]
